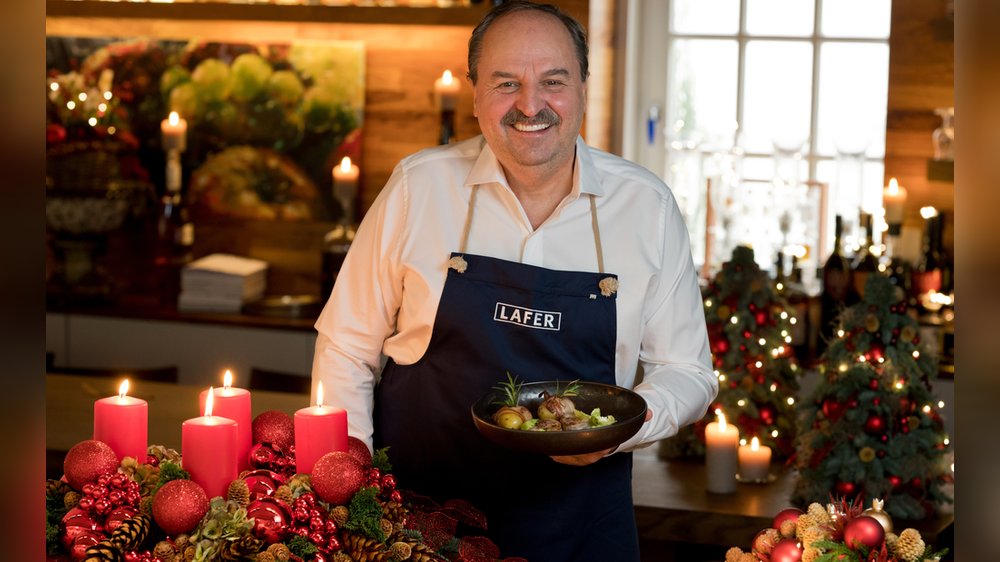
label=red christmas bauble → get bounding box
[61,507,103,550]
[821,399,845,422]
[311,451,366,506]
[772,507,804,530]
[864,414,886,435]
[758,404,777,426]
[770,538,803,562]
[843,515,885,549]
[247,498,292,544]
[252,410,295,451]
[714,339,730,354]
[69,530,104,561]
[152,479,210,536]
[834,480,857,496]
[869,378,880,390]
[105,505,139,533]
[868,342,885,362]
[755,311,768,326]
[346,436,373,468]
[243,469,286,501]
[63,440,120,491]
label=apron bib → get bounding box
[374,187,639,562]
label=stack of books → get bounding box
[178,253,268,313]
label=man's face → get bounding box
[473,10,586,178]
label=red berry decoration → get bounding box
[770,538,803,562]
[758,404,777,426]
[821,399,845,422]
[772,507,803,530]
[834,480,857,496]
[252,410,295,450]
[864,414,886,435]
[63,440,120,491]
[843,515,885,549]
[311,451,366,506]
[346,436,373,468]
[152,479,210,536]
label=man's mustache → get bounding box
[501,108,561,128]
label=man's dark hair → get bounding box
[467,0,589,85]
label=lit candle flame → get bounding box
[224,369,233,390]
[317,381,324,408]
[205,387,214,417]
[340,156,352,173]
[168,111,181,126]
[886,177,901,196]
[750,436,760,451]
[920,205,938,219]
[716,409,727,430]
[441,70,454,85]
[118,379,130,400]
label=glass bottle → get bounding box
[320,176,357,303]
[819,215,852,351]
[912,212,944,301]
[153,151,194,304]
[851,212,879,299]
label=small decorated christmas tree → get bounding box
[792,273,953,520]
[660,245,802,459]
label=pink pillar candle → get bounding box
[294,382,348,474]
[93,380,148,463]
[199,370,253,471]
[183,387,238,499]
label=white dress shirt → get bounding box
[312,134,717,452]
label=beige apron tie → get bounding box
[450,185,617,297]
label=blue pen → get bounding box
[646,105,660,146]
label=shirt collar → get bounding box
[465,135,605,198]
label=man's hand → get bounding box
[550,409,653,466]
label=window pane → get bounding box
[821,0,891,38]
[816,42,889,158]
[671,0,740,34]
[742,40,813,154]
[665,39,739,148]
[746,0,814,37]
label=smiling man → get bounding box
[312,2,716,560]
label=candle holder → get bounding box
[439,108,456,145]
[736,472,777,485]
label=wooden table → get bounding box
[630,445,954,561]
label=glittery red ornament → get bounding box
[247,498,292,544]
[63,440,120,491]
[821,399,845,422]
[152,479,209,536]
[772,507,804,530]
[311,451,365,506]
[770,538,803,562]
[252,410,295,450]
[346,436,373,468]
[843,515,885,549]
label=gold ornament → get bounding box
[858,447,876,463]
[865,313,880,332]
[717,305,731,319]
[862,498,894,534]
[900,325,916,342]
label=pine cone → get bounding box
[326,505,349,526]
[227,479,251,507]
[407,542,448,562]
[390,541,412,560]
[255,553,276,562]
[47,479,73,498]
[266,542,291,561]
[82,541,124,562]
[221,534,264,561]
[153,540,177,561]
[342,531,391,562]
[893,528,925,562]
[274,485,294,505]
[64,490,81,509]
[799,525,828,551]
[725,547,745,562]
[183,545,196,561]
[110,514,151,551]
[139,496,154,517]
[381,502,408,525]
[331,554,353,562]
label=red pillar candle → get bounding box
[93,379,148,463]
[294,381,348,474]
[183,387,238,499]
[199,370,252,471]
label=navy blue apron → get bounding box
[373,186,639,561]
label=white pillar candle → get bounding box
[704,409,739,494]
[738,436,772,482]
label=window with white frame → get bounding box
[621,0,891,284]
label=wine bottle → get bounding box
[851,212,879,299]
[912,212,944,299]
[819,215,852,351]
[154,151,194,304]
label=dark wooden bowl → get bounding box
[471,380,648,455]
